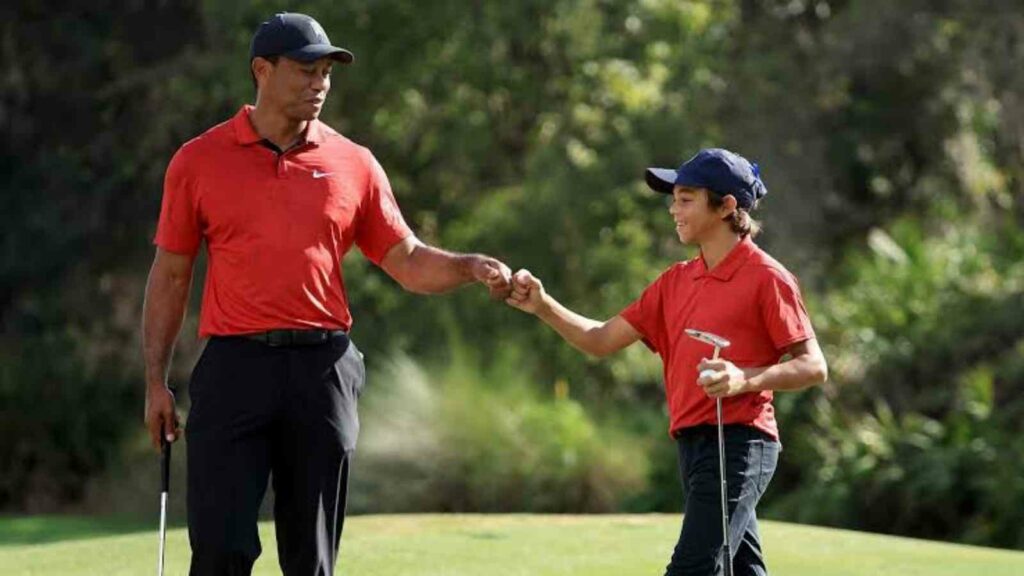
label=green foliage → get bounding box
[818,216,1024,409]
[0,334,137,511]
[768,217,1024,547]
[2,0,1024,550]
[351,347,649,513]
[774,386,1024,549]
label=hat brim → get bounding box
[644,168,677,194]
[284,44,355,64]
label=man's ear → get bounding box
[252,57,275,87]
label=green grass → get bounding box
[2,514,1022,575]
[0,515,152,546]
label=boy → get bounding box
[507,148,828,575]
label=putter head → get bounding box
[685,328,731,350]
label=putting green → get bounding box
[2,514,1022,575]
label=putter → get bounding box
[158,435,171,576]
[684,328,733,576]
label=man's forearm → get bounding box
[399,244,479,294]
[142,269,192,389]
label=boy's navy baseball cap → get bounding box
[645,148,767,210]
[250,13,354,64]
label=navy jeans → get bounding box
[665,424,781,576]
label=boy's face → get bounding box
[667,186,734,244]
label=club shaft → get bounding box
[158,437,171,576]
[158,492,167,576]
[713,346,732,576]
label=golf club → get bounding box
[684,328,733,576]
[158,434,171,576]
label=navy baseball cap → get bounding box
[250,13,354,64]
[645,148,767,210]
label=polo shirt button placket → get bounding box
[277,154,288,178]
[683,275,708,329]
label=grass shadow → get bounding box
[0,515,182,546]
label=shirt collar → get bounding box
[231,104,325,146]
[304,117,325,144]
[696,235,756,281]
[232,105,263,145]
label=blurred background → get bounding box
[2,0,1022,552]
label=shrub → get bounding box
[765,217,1024,548]
[350,349,649,513]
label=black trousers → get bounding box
[665,424,781,576]
[185,334,365,576]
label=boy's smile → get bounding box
[669,186,722,244]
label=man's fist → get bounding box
[145,385,181,452]
[470,256,513,300]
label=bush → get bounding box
[0,333,137,512]
[350,348,649,513]
[765,216,1024,548]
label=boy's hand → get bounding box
[506,269,547,314]
[697,358,748,398]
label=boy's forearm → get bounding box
[742,354,827,393]
[535,295,607,356]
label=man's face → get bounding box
[667,186,733,244]
[254,56,333,121]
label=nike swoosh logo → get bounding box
[312,170,333,179]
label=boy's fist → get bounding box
[506,269,547,314]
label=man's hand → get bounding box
[469,255,513,300]
[145,385,181,451]
[697,358,748,398]
[506,269,548,315]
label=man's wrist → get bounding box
[458,253,485,282]
[146,372,169,392]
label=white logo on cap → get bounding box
[308,20,329,43]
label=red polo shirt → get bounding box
[154,105,413,336]
[619,236,815,440]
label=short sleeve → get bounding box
[620,271,670,354]
[154,148,202,256]
[759,269,815,353]
[354,154,414,265]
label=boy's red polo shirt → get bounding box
[620,236,815,441]
[154,105,413,337]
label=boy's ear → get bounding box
[719,194,738,218]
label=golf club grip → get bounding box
[160,437,171,494]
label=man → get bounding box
[142,12,511,576]
[507,148,828,575]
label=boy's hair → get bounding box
[706,193,762,238]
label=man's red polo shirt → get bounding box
[154,105,413,337]
[620,236,815,440]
